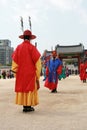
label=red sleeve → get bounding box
[57,65,62,75]
[46,67,49,76]
[12,47,18,64]
[32,46,41,64]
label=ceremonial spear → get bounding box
[28,16,37,47]
[20,16,24,32]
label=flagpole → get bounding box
[20,16,24,32]
[28,16,32,31]
[28,16,37,47]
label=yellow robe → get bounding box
[12,58,41,106]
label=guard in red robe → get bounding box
[79,60,86,83]
[12,30,41,112]
[84,60,87,82]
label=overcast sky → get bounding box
[0,0,87,54]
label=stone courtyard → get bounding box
[0,75,87,130]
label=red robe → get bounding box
[44,65,62,90]
[44,58,62,90]
[12,40,41,92]
[85,62,87,78]
[79,63,86,80]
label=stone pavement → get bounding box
[0,75,87,130]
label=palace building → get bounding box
[41,43,87,74]
[55,43,84,69]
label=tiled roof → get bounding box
[56,44,84,53]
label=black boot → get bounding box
[83,80,86,83]
[23,106,35,112]
[23,106,28,112]
[51,88,57,93]
[27,106,35,111]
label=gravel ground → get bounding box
[0,75,87,130]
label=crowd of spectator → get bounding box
[0,70,14,79]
